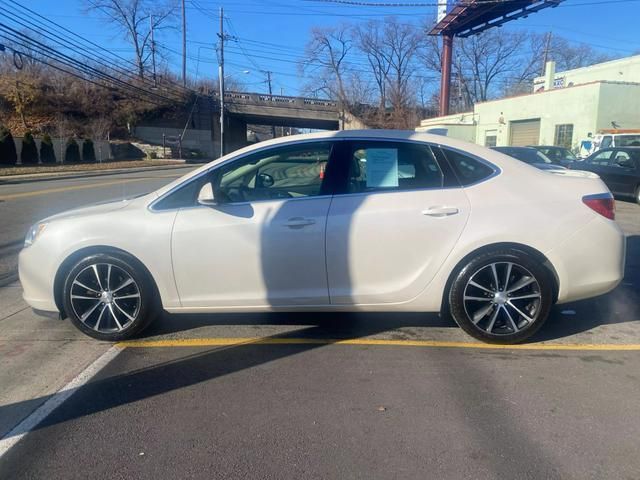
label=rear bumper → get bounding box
[547,215,625,304]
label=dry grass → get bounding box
[0,160,185,177]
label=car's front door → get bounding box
[325,140,473,305]
[171,141,336,308]
[608,150,639,196]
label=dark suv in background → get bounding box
[528,145,577,167]
[572,147,640,204]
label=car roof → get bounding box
[529,145,567,149]
[492,146,536,151]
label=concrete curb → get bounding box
[0,163,199,185]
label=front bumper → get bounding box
[19,244,60,313]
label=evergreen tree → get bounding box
[20,131,39,164]
[40,134,56,164]
[65,138,81,163]
[0,126,17,165]
[82,138,96,162]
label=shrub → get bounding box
[40,134,56,164]
[0,126,17,165]
[64,138,81,163]
[147,151,158,159]
[20,131,39,164]
[82,138,96,162]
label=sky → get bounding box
[12,0,640,97]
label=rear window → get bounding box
[441,148,495,186]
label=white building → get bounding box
[417,55,640,152]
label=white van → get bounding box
[594,132,640,150]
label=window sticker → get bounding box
[365,148,398,188]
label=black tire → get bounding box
[448,248,553,344]
[635,185,640,205]
[62,252,158,341]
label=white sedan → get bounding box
[19,131,625,344]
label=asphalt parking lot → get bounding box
[0,172,638,478]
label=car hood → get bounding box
[41,197,136,223]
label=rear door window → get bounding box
[344,141,444,194]
[440,148,496,186]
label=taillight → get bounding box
[582,194,615,220]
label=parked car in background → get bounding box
[528,145,577,167]
[19,131,624,345]
[594,131,640,151]
[491,146,567,171]
[571,147,640,204]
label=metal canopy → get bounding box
[429,0,564,38]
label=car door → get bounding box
[581,149,614,181]
[609,150,639,196]
[170,141,336,308]
[325,140,472,305]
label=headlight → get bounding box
[24,223,48,247]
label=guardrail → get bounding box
[219,91,338,111]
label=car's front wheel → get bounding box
[62,252,157,341]
[448,248,553,344]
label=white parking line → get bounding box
[0,345,121,459]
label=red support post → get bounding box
[439,34,453,117]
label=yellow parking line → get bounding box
[0,178,152,201]
[0,172,186,201]
[117,337,640,351]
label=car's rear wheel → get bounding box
[448,248,553,344]
[62,253,157,341]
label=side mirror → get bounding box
[197,183,217,206]
[257,172,274,188]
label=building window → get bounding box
[554,124,574,149]
[484,131,497,147]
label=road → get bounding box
[0,166,196,284]
[0,167,638,479]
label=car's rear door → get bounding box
[324,140,472,305]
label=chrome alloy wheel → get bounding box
[70,263,141,333]
[463,262,542,335]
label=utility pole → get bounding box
[439,34,453,116]
[266,71,276,138]
[542,31,552,75]
[182,0,186,87]
[150,15,157,88]
[218,7,225,157]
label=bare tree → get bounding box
[549,37,613,71]
[89,116,111,162]
[54,115,72,163]
[354,21,391,109]
[302,25,352,105]
[83,0,176,79]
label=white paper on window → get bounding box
[365,148,398,188]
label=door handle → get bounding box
[422,206,459,217]
[284,217,316,228]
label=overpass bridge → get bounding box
[222,91,340,130]
[135,90,346,158]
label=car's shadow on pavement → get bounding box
[143,310,456,340]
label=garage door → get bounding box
[510,119,541,146]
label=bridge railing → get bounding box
[219,91,338,111]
